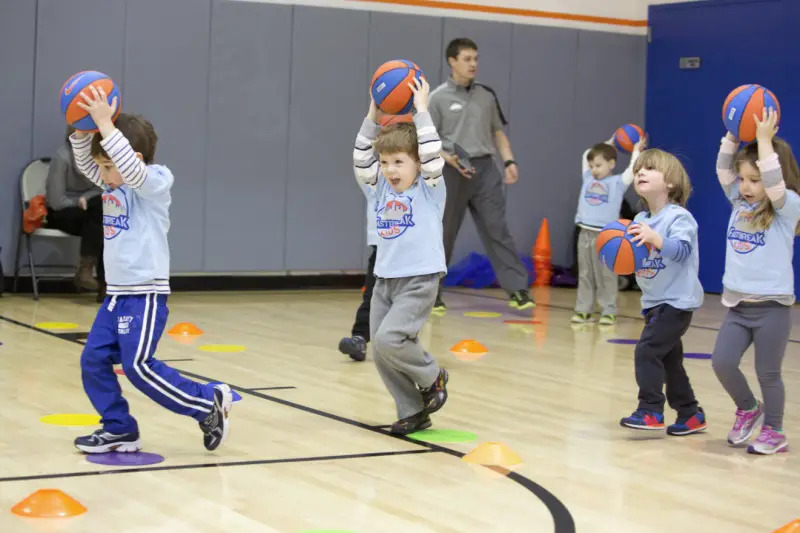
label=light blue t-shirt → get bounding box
[575,171,629,230]
[361,184,379,247]
[634,203,704,311]
[723,187,800,299]
[373,176,447,279]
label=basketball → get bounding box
[614,124,644,153]
[595,219,650,275]
[59,70,121,132]
[378,113,413,128]
[722,84,780,142]
[370,60,424,115]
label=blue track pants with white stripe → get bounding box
[81,293,215,434]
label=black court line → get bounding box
[447,288,800,344]
[248,386,297,391]
[0,313,576,533]
[0,449,435,483]
[160,358,195,363]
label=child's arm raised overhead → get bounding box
[621,137,646,187]
[716,131,740,199]
[69,132,104,188]
[353,98,381,189]
[410,77,444,187]
[754,107,788,210]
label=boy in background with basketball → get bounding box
[352,78,449,434]
[572,135,644,325]
[620,148,707,436]
[339,115,412,362]
[67,85,233,453]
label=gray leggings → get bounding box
[711,301,791,428]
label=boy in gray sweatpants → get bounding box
[711,114,800,455]
[352,77,449,435]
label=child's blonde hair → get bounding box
[633,148,692,209]
[734,137,800,234]
[373,123,419,161]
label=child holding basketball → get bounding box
[68,85,233,453]
[711,108,800,454]
[619,148,707,436]
[352,77,449,434]
[572,136,645,325]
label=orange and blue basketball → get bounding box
[614,124,644,153]
[378,113,413,128]
[722,84,780,142]
[370,60,424,115]
[595,219,650,275]
[59,70,121,132]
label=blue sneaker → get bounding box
[667,408,707,436]
[620,409,665,430]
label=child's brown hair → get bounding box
[373,123,419,161]
[587,143,617,163]
[91,113,158,164]
[633,148,692,208]
[734,137,800,233]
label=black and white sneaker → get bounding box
[199,384,233,451]
[74,429,142,454]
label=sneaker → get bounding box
[421,368,448,414]
[433,293,447,312]
[620,409,665,430]
[338,335,367,362]
[571,312,591,323]
[667,408,707,436]
[727,401,765,445]
[509,290,535,310]
[390,411,432,435]
[598,314,617,325]
[74,429,141,454]
[199,384,233,451]
[748,425,789,455]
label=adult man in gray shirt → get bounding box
[428,38,533,311]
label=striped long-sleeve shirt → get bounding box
[352,111,447,278]
[716,136,800,306]
[70,130,173,295]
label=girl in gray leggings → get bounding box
[712,108,800,455]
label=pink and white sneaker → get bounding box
[728,401,764,445]
[747,425,789,455]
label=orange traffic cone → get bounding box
[168,322,203,336]
[450,340,488,361]
[774,519,800,533]
[532,218,551,287]
[11,489,87,518]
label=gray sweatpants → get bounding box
[441,156,529,293]
[711,301,791,428]
[370,274,442,420]
[575,227,618,315]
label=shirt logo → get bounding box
[727,204,765,254]
[449,102,463,112]
[117,315,133,335]
[102,188,131,240]
[584,180,609,206]
[636,256,666,279]
[377,194,414,240]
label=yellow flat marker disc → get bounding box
[40,414,101,426]
[463,311,502,318]
[35,322,79,330]
[199,344,247,353]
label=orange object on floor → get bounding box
[532,218,551,287]
[11,489,87,518]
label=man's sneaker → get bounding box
[74,429,141,454]
[598,314,617,325]
[571,312,591,323]
[433,293,447,313]
[748,425,789,455]
[338,335,367,362]
[509,290,535,310]
[728,401,764,445]
[667,408,707,436]
[421,368,448,414]
[199,384,233,451]
[620,409,665,430]
[390,411,432,435]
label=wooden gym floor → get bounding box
[0,286,798,533]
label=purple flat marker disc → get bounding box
[684,352,712,360]
[86,451,165,466]
[607,338,638,345]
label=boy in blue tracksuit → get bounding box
[69,84,232,453]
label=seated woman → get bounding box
[45,126,104,295]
